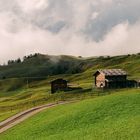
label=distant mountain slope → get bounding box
[0,53,140,80]
[0,54,82,79]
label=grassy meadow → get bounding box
[0,73,93,122]
[0,53,140,139]
[0,89,140,140]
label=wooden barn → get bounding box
[51,79,68,93]
[93,69,127,88]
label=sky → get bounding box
[0,0,140,63]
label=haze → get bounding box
[0,0,140,63]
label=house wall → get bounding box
[95,73,127,88]
[51,81,67,93]
[95,73,105,88]
[106,81,127,88]
[105,75,127,81]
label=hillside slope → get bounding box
[0,54,82,79]
[0,53,140,122]
[0,53,140,79]
[0,89,140,140]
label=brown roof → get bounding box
[51,78,67,83]
[94,69,127,76]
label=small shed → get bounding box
[51,78,68,93]
[136,80,140,88]
[93,69,127,88]
[126,80,138,88]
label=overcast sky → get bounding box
[0,0,140,63]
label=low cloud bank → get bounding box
[0,0,140,64]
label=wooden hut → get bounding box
[51,78,68,93]
[136,80,140,88]
[126,80,138,88]
[93,69,127,88]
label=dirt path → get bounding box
[0,101,74,134]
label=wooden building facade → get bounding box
[51,79,68,93]
[93,69,128,88]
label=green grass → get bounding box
[0,78,92,121]
[0,68,95,122]
[0,53,140,139]
[0,57,139,122]
[1,89,140,140]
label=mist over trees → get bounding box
[7,53,40,65]
[0,53,139,80]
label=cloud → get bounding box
[17,0,49,12]
[0,0,140,64]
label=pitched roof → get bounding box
[51,78,67,83]
[94,69,127,76]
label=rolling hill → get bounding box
[0,53,140,139]
[0,53,140,122]
[0,53,140,92]
[0,53,140,80]
[0,54,83,79]
[1,89,140,140]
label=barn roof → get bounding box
[94,69,127,76]
[51,78,67,83]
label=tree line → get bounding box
[7,53,40,65]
